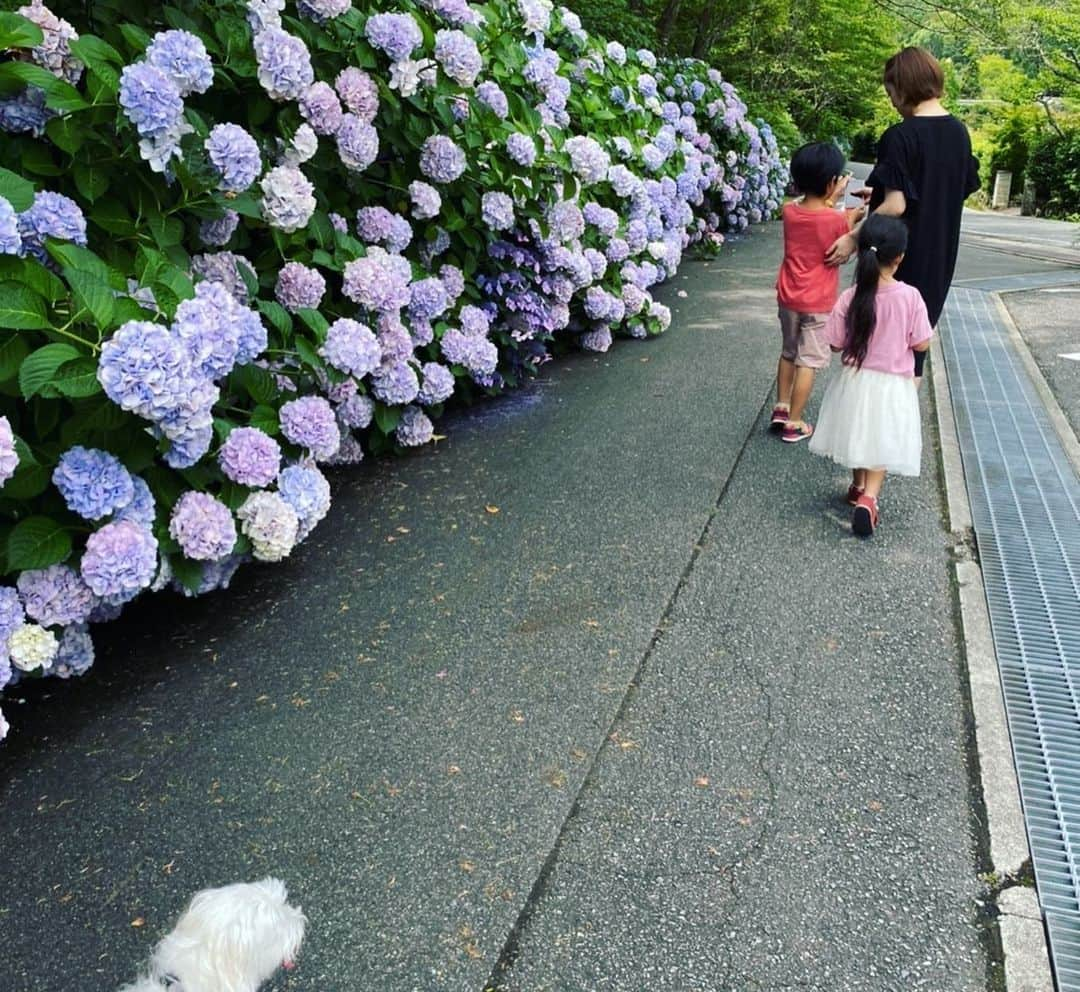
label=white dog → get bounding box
[118,877,306,992]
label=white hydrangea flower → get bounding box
[9,622,59,672]
[237,491,299,562]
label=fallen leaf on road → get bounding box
[131,918,145,928]
[485,504,500,514]
[396,526,410,534]
[459,860,476,873]
[694,776,709,788]
[867,800,884,812]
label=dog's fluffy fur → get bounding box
[118,877,306,992]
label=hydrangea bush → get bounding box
[0,0,786,739]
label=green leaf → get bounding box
[52,356,103,398]
[0,167,35,212]
[0,60,57,96]
[155,263,194,303]
[20,143,62,177]
[147,212,184,249]
[248,404,279,436]
[63,268,116,330]
[229,194,263,220]
[1,462,49,500]
[374,404,401,435]
[73,161,110,202]
[46,243,112,283]
[0,282,49,330]
[45,115,85,154]
[232,364,277,405]
[19,342,80,399]
[0,11,45,50]
[7,516,72,572]
[295,308,329,340]
[170,555,205,593]
[294,336,323,371]
[20,261,66,303]
[257,300,292,338]
[119,23,152,57]
[0,333,30,382]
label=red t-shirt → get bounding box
[776,202,851,314]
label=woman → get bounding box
[827,47,980,333]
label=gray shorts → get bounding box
[778,306,830,369]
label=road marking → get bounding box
[1059,353,1080,362]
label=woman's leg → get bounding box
[862,469,886,498]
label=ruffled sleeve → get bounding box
[868,125,920,206]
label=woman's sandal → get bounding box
[852,494,880,538]
[846,484,864,506]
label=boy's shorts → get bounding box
[778,306,830,369]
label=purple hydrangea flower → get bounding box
[506,132,536,167]
[119,62,184,137]
[441,327,497,375]
[277,463,331,539]
[50,624,94,678]
[114,476,156,528]
[297,0,352,21]
[199,210,240,247]
[172,552,247,598]
[418,362,455,405]
[439,264,465,301]
[319,318,381,377]
[275,262,325,312]
[0,86,51,137]
[408,277,450,320]
[299,81,343,135]
[581,326,612,352]
[335,67,379,122]
[342,247,412,312]
[17,190,86,261]
[0,585,25,657]
[237,490,298,561]
[408,181,441,220]
[247,0,285,32]
[146,30,214,96]
[170,491,237,561]
[219,426,282,486]
[370,361,420,405]
[459,304,490,336]
[80,520,158,600]
[419,135,467,183]
[279,396,340,458]
[336,113,379,172]
[395,405,433,446]
[253,27,314,101]
[17,565,96,628]
[260,165,316,232]
[565,135,611,185]
[356,205,394,243]
[475,80,508,117]
[0,196,22,255]
[364,12,423,61]
[606,40,626,64]
[548,200,584,243]
[434,29,482,86]
[52,446,134,521]
[18,0,83,84]
[337,392,374,428]
[481,191,515,232]
[206,123,262,192]
[0,415,18,486]
[329,212,348,233]
[386,214,413,253]
[172,281,242,380]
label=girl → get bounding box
[809,214,933,537]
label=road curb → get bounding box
[930,335,1054,992]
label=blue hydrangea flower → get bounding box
[396,405,433,446]
[0,196,21,255]
[408,277,450,320]
[506,133,536,167]
[475,80,508,118]
[114,476,156,529]
[459,305,490,336]
[439,264,465,301]
[253,27,313,102]
[297,0,351,21]
[199,210,240,247]
[17,564,96,628]
[336,113,379,172]
[319,318,381,377]
[441,327,497,376]
[418,362,455,405]
[170,491,237,561]
[481,191,515,232]
[364,12,423,61]
[370,361,420,405]
[277,463,331,539]
[53,447,134,521]
[172,281,242,381]
[408,181,441,220]
[342,247,412,312]
[0,86,51,136]
[206,123,262,192]
[279,396,340,459]
[219,426,281,486]
[119,62,184,137]
[336,393,374,429]
[50,624,95,678]
[434,29,482,86]
[17,190,87,261]
[98,320,193,421]
[146,29,214,96]
[80,520,157,600]
[419,135,467,183]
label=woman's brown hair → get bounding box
[883,47,944,111]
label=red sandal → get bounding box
[852,493,880,537]
[769,405,789,432]
[846,484,864,506]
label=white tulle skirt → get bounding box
[809,365,923,476]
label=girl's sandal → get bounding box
[852,494,880,538]
[846,484,865,506]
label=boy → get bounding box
[772,142,860,442]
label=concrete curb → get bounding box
[930,335,1054,992]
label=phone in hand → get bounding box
[843,181,869,210]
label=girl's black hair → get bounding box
[843,214,909,368]
[789,142,846,197]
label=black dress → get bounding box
[867,116,980,326]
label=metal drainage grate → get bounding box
[940,286,1080,990]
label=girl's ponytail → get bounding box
[843,214,909,368]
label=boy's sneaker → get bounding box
[769,405,789,432]
[846,484,864,506]
[852,494,880,538]
[781,421,813,443]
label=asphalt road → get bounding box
[1,225,994,992]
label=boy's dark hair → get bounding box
[843,214,909,368]
[788,142,846,197]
